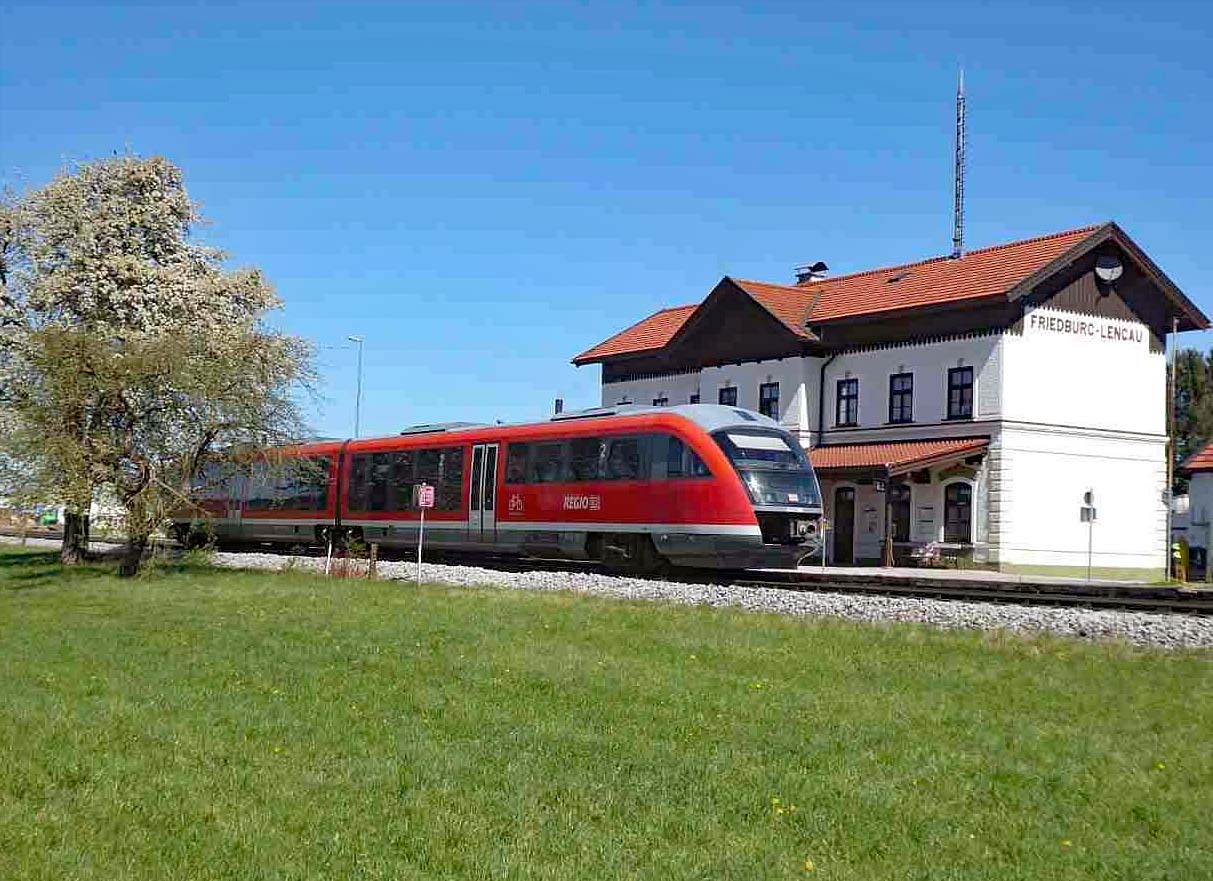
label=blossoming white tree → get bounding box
[0,156,313,573]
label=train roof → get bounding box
[339,404,788,453]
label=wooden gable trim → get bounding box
[662,277,815,352]
[1007,222,1207,331]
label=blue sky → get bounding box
[2,1,1210,438]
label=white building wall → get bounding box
[823,335,1003,432]
[994,307,1167,576]
[995,426,1166,575]
[601,356,822,441]
[700,357,821,438]
[601,372,701,408]
[1002,307,1164,434]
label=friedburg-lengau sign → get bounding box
[1026,310,1145,345]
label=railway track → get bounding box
[4,528,1211,616]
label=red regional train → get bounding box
[172,404,824,570]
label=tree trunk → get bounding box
[118,534,148,578]
[60,510,88,566]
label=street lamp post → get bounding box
[348,335,364,438]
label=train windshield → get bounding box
[712,429,822,508]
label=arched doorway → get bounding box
[833,486,855,565]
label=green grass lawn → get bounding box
[1,546,1210,880]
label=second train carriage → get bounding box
[172,404,824,569]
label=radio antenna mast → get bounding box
[951,68,966,259]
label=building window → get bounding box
[947,367,974,420]
[652,396,668,407]
[689,393,700,404]
[718,387,737,406]
[758,382,780,419]
[944,482,972,543]
[835,378,859,426]
[888,373,913,424]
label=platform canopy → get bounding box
[810,437,989,477]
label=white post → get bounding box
[416,506,425,588]
[325,530,334,577]
[1091,516,1101,587]
[1166,316,1178,579]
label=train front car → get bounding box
[652,405,823,569]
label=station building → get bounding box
[573,223,1208,579]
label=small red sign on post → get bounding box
[414,483,434,587]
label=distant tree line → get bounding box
[1173,348,1213,493]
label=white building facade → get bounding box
[575,224,1206,580]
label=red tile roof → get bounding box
[1181,443,1213,473]
[811,437,989,474]
[572,303,698,364]
[735,224,1100,326]
[575,225,1112,364]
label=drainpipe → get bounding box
[816,353,838,448]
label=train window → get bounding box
[569,437,605,481]
[192,459,243,502]
[247,455,329,512]
[347,456,369,511]
[348,447,460,512]
[505,443,528,484]
[368,452,393,512]
[299,457,331,511]
[436,447,463,511]
[392,451,416,510]
[470,446,484,510]
[658,435,711,479]
[604,436,642,481]
[412,447,463,511]
[482,447,497,510]
[528,442,567,484]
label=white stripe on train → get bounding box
[184,517,762,536]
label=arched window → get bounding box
[944,482,972,543]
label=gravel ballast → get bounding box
[207,549,1213,650]
[5,536,1210,649]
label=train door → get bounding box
[833,486,855,565]
[468,443,499,541]
[227,468,244,527]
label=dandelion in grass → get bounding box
[803,857,815,872]
[770,796,797,819]
[1061,839,1072,848]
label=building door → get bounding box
[889,483,911,543]
[468,443,499,542]
[833,486,855,565]
[943,482,972,544]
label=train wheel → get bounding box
[599,533,668,575]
